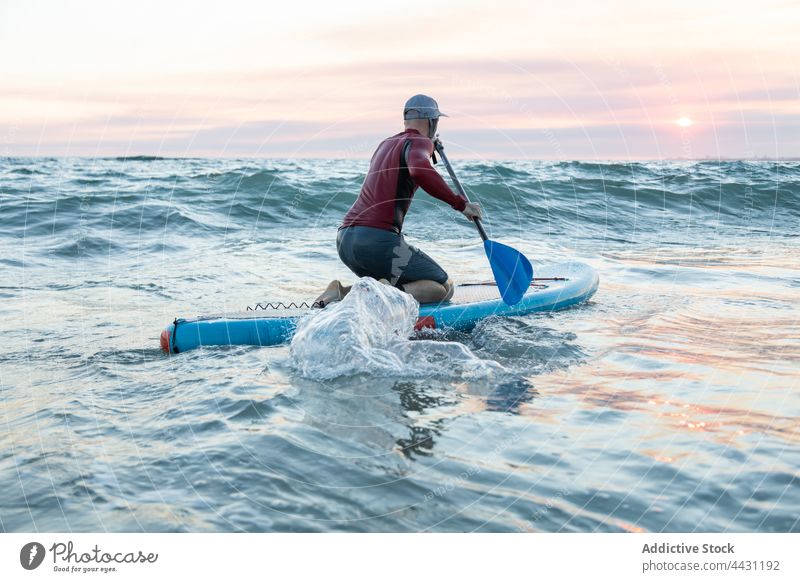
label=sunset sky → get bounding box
[2,0,798,159]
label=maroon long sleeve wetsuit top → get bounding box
[340,128,466,234]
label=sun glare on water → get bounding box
[677,117,694,127]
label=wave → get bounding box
[6,167,47,175]
[461,162,799,223]
[49,235,124,258]
[3,160,797,247]
[289,277,504,379]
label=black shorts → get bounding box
[336,226,449,286]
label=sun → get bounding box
[676,117,694,128]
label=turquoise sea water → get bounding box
[1,157,798,532]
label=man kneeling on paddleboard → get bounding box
[315,94,482,307]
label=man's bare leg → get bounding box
[400,278,454,304]
[313,280,352,308]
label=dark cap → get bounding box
[403,94,448,120]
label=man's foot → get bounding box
[313,280,345,308]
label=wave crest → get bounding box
[289,278,504,380]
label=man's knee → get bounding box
[442,278,454,301]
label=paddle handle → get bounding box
[434,139,488,241]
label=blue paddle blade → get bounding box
[483,239,534,305]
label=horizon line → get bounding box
[4,155,800,162]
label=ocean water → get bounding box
[1,156,798,532]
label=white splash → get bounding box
[289,278,503,379]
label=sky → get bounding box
[1,0,799,159]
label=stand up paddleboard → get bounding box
[160,261,598,354]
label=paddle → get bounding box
[433,138,533,305]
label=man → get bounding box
[315,94,482,307]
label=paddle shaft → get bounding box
[434,139,488,241]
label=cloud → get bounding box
[2,2,798,158]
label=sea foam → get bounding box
[289,277,503,380]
